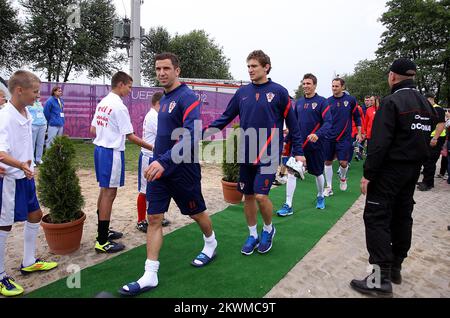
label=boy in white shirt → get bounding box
[0,71,58,297]
[136,92,170,232]
[90,71,153,253]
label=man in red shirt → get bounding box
[363,96,378,151]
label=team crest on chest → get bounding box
[169,101,177,113]
[312,102,318,110]
[344,101,349,107]
[266,92,275,103]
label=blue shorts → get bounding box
[0,177,40,226]
[323,138,352,162]
[238,164,276,195]
[146,165,206,216]
[94,146,125,188]
[138,152,153,194]
[304,146,325,177]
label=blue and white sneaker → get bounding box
[241,236,259,255]
[257,226,276,254]
[316,196,325,210]
[276,203,293,217]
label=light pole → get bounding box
[130,0,142,86]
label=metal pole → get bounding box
[130,0,141,86]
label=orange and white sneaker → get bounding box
[20,259,58,275]
[0,275,24,297]
[340,178,348,191]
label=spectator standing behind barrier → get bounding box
[350,58,437,298]
[0,89,7,109]
[416,92,446,191]
[26,96,47,166]
[43,86,65,149]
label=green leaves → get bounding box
[0,0,22,72]
[37,136,85,224]
[19,0,122,82]
[142,27,232,84]
[343,59,391,102]
[376,0,449,104]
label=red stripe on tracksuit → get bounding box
[182,100,200,122]
[283,99,292,118]
[302,123,321,148]
[302,106,330,148]
[254,124,277,165]
[322,105,330,118]
[336,121,349,142]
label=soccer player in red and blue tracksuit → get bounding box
[323,78,362,196]
[276,73,332,215]
[206,50,303,256]
[120,53,217,297]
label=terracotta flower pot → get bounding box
[221,179,243,204]
[40,212,86,255]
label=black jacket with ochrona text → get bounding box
[364,79,437,181]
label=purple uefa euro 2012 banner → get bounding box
[39,82,238,139]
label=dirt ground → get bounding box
[3,163,229,296]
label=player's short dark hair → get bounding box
[152,91,163,106]
[8,70,41,94]
[247,50,272,74]
[111,71,133,88]
[303,73,317,85]
[155,52,180,69]
[332,77,345,87]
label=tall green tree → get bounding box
[20,0,122,82]
[294,84,304,100]
[0,0,22,72]
[376,0,450,105]
[343,59,391,102]
[142,27,232,84]
[141,26,171,83]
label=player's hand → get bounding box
[144,160,164,181]
[360,176,370,195]
[356,133,364,143]
[295,155,306,166]
[21,160,34,179]
[307,134,319,143]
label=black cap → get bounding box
[389,58,417,76]
[424,92,435,99]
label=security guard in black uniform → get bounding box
[350,58,438,297]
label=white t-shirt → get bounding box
[91,92,134,151]
[0,102,34,179]
[141,107,157,156]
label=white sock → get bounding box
[0,230,9,280]
[129,259,159,290]
[340,166,348,180]
[316,175,325,197]
[201,231,217,258]
[263,223,273,233]
[325,165,333,188]
[23,221,39,267]
[286,173,297,207]
[249,225,258,239]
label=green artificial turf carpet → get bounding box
[28,161,363,298]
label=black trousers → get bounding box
[364,161,421,266]
[439,154,448,176]
[422,137,446,187]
